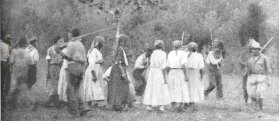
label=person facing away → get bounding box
[26,37,39,89]
[55,28,87,117]
[143,40,171,112]
[185,42,205,111]
[166,40,190,112]
[8,37,32,109]
[245,40,271,111]
[79,36,106,109]
[204,39,225,99]
[107,34,130,111]
[45,36,64,108]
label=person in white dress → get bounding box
[166,40,190,112]
[143,40,170,112]
[80,36,105,108]
[185,42,205,110]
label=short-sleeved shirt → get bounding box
[26,45,40,65]
[87,48,103,70]
[247,54,271,74]
[206,51,222,65]
[63,40,86,63]
[186,52,204,69]
[167,50,188,68]
[46,45,63,64]
[134,53,149,69]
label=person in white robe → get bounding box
[143,40,170,112]
[166,40,190,112]
[185,42,205,110]
[80,36,105,108]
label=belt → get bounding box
[170,68,182,70]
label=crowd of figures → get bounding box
[1,28,272,118]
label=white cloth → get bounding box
[26,45,39,64]
[120,46,128,66]
[167,50,190,103]
[247,74,268,98]
[135,53,149,69]
[1,40,10,62]
[80,48,105,101]
[58,59,69,102]
[186,52,205,69]
[206,51,222,65]
[143,49,171,106]
[186,52,204,102]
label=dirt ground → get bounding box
[2,60,279,121]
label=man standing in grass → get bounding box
[245,40,271,111]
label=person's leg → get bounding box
[67,75,80,116]
[1,62,7,101]
[216,71,223,99]
[243,74,248,104]
[27,65,37,89]
[204,69,216,97]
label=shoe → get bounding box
[159,106,167,113]
[146,106,153,111]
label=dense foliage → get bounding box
[1,0,279,74]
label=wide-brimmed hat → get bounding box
[187,42,198,49]
[249,39,262,49]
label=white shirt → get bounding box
[186,52,204,69]
[134,53,149,69]
[205,51,222,65]
[1,40,11,62]
[167,50,188,68]
[87,48,103,70]
[149,49,167,69]
[26,45,39,65]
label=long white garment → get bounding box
[80,48,105,101]
[143,49,171,106]
[58,59,69,102]
[167,50,190,103]
[186,52,205,103]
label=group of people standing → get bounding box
[1,27,272,117]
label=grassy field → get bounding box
[2,60,279,121]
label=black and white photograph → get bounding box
[1,0,279,121]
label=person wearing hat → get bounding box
[79,36,106,109]
[239,38,255,105]
[245,40,271,111]
[166,40,190,112]
[55,28,88,116]
[185,42,205,111]
[143,40,171,112]
[204,39,225,99]
[26,36,39,89]
[1,34,13,102]
[45,36,64,108]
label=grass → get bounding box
[2,60,279,121]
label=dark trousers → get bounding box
[243,74,248,104]
[66,70,84,116]
[204,65,223,99]
[27,64,37,89]
[1,61,11,100]
[133,68,146,96]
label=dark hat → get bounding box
[29,36,37,43]
[67,28,80,37]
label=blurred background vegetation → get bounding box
[1,0,279,75]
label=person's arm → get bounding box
[34,49,40,64]
[264,56,272,86]
[116,48,129,83]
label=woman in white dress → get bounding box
[80,36,105,107]
[143,40,170,112]
[185,42,205,110]
[166,40,190,112]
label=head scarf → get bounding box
[173,40,182,49]
[187,42,198,52]
[91,36,105,49]
[154,40,164,48]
